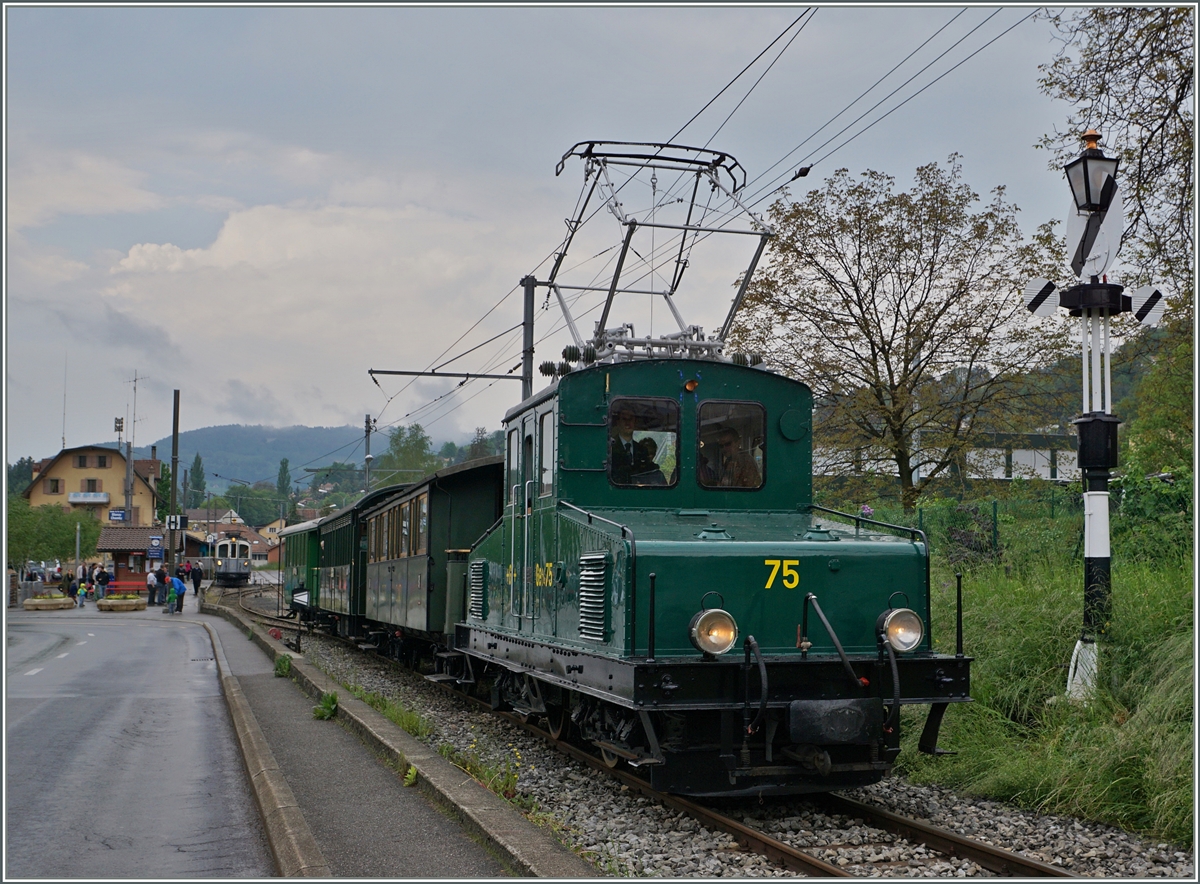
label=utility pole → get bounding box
[521,275,536,401]
[168,390,180,574]
[364,414,373,493]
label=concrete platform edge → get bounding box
[200,620,333,878]
[203,602,598,878]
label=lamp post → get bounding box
[1021,129,1166,700]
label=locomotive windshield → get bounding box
[608,398,679,487]
[698,401,765,489]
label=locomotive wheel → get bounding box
[599,746,620,769]
[546,705,568,741]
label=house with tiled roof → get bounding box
[95,525,183,579]
[24,446,159,526]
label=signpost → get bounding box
[148,535,164,561]
[109,510,126,522]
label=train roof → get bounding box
[277,517,322,538]
[359,455,503,519]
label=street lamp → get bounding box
[1021,129,1164,701]
[1064,130,1120,213]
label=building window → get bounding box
[77,455,89,468]
[45,478,62,494]
[86,479,99,493]
[97,455,108,468]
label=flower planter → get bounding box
[97,597,148,612]
[23,597,77,611]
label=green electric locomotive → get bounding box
[453,356,969,796]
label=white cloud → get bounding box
[7,151,164,230]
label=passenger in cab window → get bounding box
[701,426,761,488]
[608,399,678,487]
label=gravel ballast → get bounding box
[295,632,1192,878]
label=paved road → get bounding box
[5,610,273,878]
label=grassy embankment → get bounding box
[854,492,1193,847]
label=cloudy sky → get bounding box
[6,5,1080,478]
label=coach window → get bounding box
[608,398,679,488]
[507,429,520,505]
[539,412,554,496]
[400,502,411,557]
[698,401,765,490]
[415,494,429,555]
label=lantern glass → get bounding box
[1065,153,1119,211]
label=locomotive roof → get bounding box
[503,357,787,424]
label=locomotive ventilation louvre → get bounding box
[468,561,487,619]
[578,551,609,641]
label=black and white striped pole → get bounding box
[1022,130,1165,700]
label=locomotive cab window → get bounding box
[608,398,679,487]
[698,401,765,489]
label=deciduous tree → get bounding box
[731,157,1068,509]
[373,424,442,485]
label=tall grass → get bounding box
[894,504,1194,847]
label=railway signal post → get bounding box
[1021,130,1165,699]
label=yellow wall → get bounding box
[27,447,156,526]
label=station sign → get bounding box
[109,509,126,521]
[148,535,164,560]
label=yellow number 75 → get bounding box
[763,559,800,589]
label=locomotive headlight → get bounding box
[877,608,924,653]
[689,608,738,656]
[216,559,224,566]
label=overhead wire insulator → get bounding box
[539,361,558,377]
[557,361,573,377]
[562,344,581,363]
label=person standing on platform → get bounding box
[95,566,110,600]
[146,568,158,605]
[191,562,204,597]
[170,575,189,613]
[155,565,169,606]
[67,577,80,607]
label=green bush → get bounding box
[904,506,1194,847]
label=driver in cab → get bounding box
[610,404,658,485]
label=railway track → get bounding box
[225,592,1077,878]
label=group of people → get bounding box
[609,403,761,488]
[146,561,204,613]
[65,563,112,607]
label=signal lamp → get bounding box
[1064,130,1119,213]
[689,608,738,656]
[877,608,924,653]
[684,379,699,392]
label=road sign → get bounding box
[206,534,217,544]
